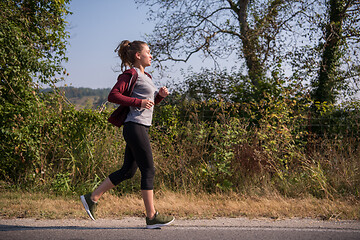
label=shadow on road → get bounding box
[0,224,145,231]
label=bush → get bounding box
[1,88,359,199]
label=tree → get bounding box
[312,0,360,104]
[139,0,360,103]
[137,0,304,95]
[0,0,71,182]
[0,0,70,99]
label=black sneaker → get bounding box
[146,211,175,229]
[80,193,97,220]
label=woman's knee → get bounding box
[140,167,155,189]
[124,167,138,180]
[108,167,137,186]
[145,166,155,179]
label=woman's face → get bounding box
[136,44,152,67]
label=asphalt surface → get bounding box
[1,217,360,240]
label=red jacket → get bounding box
[107,68,164,127]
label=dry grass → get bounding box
[1,190,359,220]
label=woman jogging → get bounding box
[80,40,174,229]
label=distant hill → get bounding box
[43,87,112,109]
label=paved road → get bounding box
[1,217,360,240]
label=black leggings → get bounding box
[109,122,155,190]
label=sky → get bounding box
[61,0,207,89]
[62,0,158,89]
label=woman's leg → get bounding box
[123,123,156,218]
[91,143,138,202]
[142,189,156,219]
[91,177,115,202]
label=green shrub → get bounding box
[1,88,359,198]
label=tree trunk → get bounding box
[312,0,346,104]
[229,0,265,89]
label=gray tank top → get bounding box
[125,68,158,126]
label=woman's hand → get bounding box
[158,86,169,98]
[141,99,155,109]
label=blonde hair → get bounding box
[115,40,147,71]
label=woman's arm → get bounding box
[154,86,169,105]
[108,73,142,107]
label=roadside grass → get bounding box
[1,190,359,220]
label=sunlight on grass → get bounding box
[1,190,359,220]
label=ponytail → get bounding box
[115,40,147,71]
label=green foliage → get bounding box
[51,172,72,193]
[0,0,70,88]
[0,83,359,198]
[151,89,360,197]
[0,0,71,184]
[310,100,360,138]
[1,90,124,193]
[201,118,245,191]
